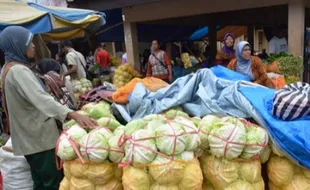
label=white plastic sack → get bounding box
[0,138,33,190]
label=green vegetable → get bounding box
[278,55,303,76]
[266,52,290,64]
[198,115,222,150]
[124,119,147,135]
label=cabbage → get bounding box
[149,155,186,185]
[198,115,222,150]
[98,100,111,110]
[284,175,310,190]
[57,136,78,160]
[191,117,201,127]
[221,116,245,128]
[146,120,165,132]
[151,184,179,190]
[179,159,204,190]
[164,109,189,119]
[225,180,255,190]
[89,104,111,119]
[124,129,156,164]
[267,155,294,187]
[86,163,114,185]
[57,125,87,160]
[143,114,166,122]
[80,129,109,163]
[174,116,200,151]
[97,117,121,131]
[72,80,82,86]
[96,179,123,190]
[259,145,271,164]
[179,151,195,161]
[239,160,261,183]
[241,126,268,158]
[76,110,89,116]
[201,154,239,189]
[208,122,246,159]
[155,121,186,155]
[124,119,147,135]
[113,126,125,137]
[70,177,95,190]
[122,166,151,190]
[59,177,70,190]
[108,136,124,163]
[69,161,89,178]
[73,84,83,93]
[82,102,97,113]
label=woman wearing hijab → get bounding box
[215,33,236,67]
[0,26,96,190]
[227,41,275,88]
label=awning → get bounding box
[0,0,105,40]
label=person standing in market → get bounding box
[95,42,111,75]
[0,26,96,190]
[215,33,236,67]
[147,40,173,83]
[268,26,288,55]
[60,40,87,80]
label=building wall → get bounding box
[123,0,288,22]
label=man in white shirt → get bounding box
[268,27,288,54]
[60,40,86,80]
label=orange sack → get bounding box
[112,77,169,104]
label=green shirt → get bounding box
[4,64,72,156]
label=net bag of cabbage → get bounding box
[119,115,203,190]
[267,144,310,190]
[56,125,125,190]
[197,115,269,190]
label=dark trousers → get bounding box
[25,149,63,190]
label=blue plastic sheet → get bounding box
[210,66,251,81]
[239,86,310,168]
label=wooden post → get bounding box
[288,0,305,56]
[209,25,217,65]
[123,21,140,70]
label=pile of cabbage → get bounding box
[59,160,123,190]
[268,145,310,190]
[72,78,93,102]
[198,115,269,160]
[63,101,118,131]
[120,113,203,190]
[113,63,140,89]
[200,152,265,190]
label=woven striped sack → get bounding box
[272,82,310,121]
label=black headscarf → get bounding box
[37,58,61,74]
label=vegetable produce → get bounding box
[241,125,268,158]
[200,152,264,190]
[268,154,310,190]
[124,129,157,164]
[198,115,222,150]
[80,129,110,163]
[208,122,246,159]
[155,121,187,155]
[113,63,140,88]
[97,117,121,131]
[72,78,93,103]
[57,125,88,160]
[181,53,192,69]
[60,160,123,190]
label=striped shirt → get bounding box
[147,50,171,80]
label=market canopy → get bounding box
[0,0,106,40]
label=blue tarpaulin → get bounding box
[112,68,310,168]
